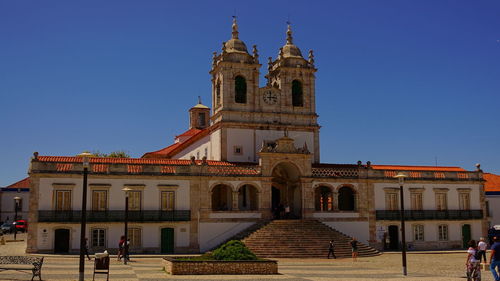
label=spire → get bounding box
[286,21,293,45]
[231,16,239,39]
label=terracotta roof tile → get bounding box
[36,155,236,166]
[92,164,109,173]
[142,128,209,159]
[484,173,500,192]
[5,177,30,189]
[56,163,73,171]
[371,165,466,172]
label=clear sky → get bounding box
[1,0,499,186]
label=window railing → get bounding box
[38,210,191,222]
[376,210,483,221]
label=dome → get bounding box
[225,38,248,53]
[282,44,302,58]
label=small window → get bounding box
[435,193,447,211]
[128,228,142,248]
[235,76,247,103]
[234,146,243,155]
[128,191,142,211]
[55,190,72,211]
[413,225,424,241]
[92,190,108,211]
[198,113,206,127]
[438,224,448,241]
[385,192,398,211]
[91,228,106,247]
[410,192,423,210]
[216,82,221,105]
[161,191,175,211]
[459,193,470,210]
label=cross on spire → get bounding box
[231,15,239,39]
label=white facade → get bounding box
[1,189,29,223]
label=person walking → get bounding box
[350,237,358,262]
[117,235,125,261]
[478,237,488,264]
[466,240,481,281]
[83,237,91,260]
[490,236,500,281]
[327,240,336,259]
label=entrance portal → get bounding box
[54,228,70,253]
[271,162,302,219]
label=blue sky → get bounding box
[1,0,499,186]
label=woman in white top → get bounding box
[466,240,481,281]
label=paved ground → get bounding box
[0,233,496,280]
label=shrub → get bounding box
[212,240,258,261]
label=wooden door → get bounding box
[54,229,70,253]
[161,228,174,254]
[462,224,471,248]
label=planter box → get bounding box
[163,257,278,275]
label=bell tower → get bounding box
[210,17,261,123]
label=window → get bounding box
[128,191,142,211]
[292,80,303,107]
[413,225,424,241]
[238,185,258,211]
[435,193,447,211]
[161,191,175,211]
[438,224,448,241]
[92,190,108,211]
[55,190,72,211]
[198,113,206,127]
[128,228,142,248]
[216,82,221,105]
[459,192,470,210]
[91,228,106,247]
[235,76,247,103]
[211,184,232,211]
[410,192,423,210]
[385,192,398,211]
[234,146,243,155]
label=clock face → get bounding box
[263,91,278,105]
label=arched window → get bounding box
[315,186,333,211]
[216,82,221,105]
[235,76,247,103]
[211,185,232,211]
[238,185,258,211]
[292,80,303,107]
[338,186,355,211]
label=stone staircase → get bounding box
[241,219,380,258]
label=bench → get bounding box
[0,256,44,281]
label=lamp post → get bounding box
[13,196,21,241]
[78,152,91,281]
[122,187,132,265]
[394,172,408,276]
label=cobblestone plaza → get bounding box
[0,233,496,280]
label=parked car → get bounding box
[1,223,15,234]
[13,220,28,233]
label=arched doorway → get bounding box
[315,186,333,211]
[54,228,70,253]
[271,162,302,218]
[338,186,356,211]
[211,184,232,211]
[238,184,258,211]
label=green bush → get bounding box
[212,240,258,261]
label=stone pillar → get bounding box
[260,179,272,219]
[232,191,238,211]
[301,179,314,218]
[332,191,339,211]
[26,175,40,253]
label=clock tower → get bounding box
[208,20,320,163]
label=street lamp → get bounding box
[394,172,408,276]
[13,196,21,241]
[122,187,132,265]
[78,152,91,281]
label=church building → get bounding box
[26,19,487,255]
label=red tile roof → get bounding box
[142,128,209,159]
[5,177,30,189]
[36,155,235,166]
[371,165,466,172]
[484,173,500,192]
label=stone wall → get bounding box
[163,257,278,275]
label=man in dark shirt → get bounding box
[490,236,500,281]
[327,240,336,259]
